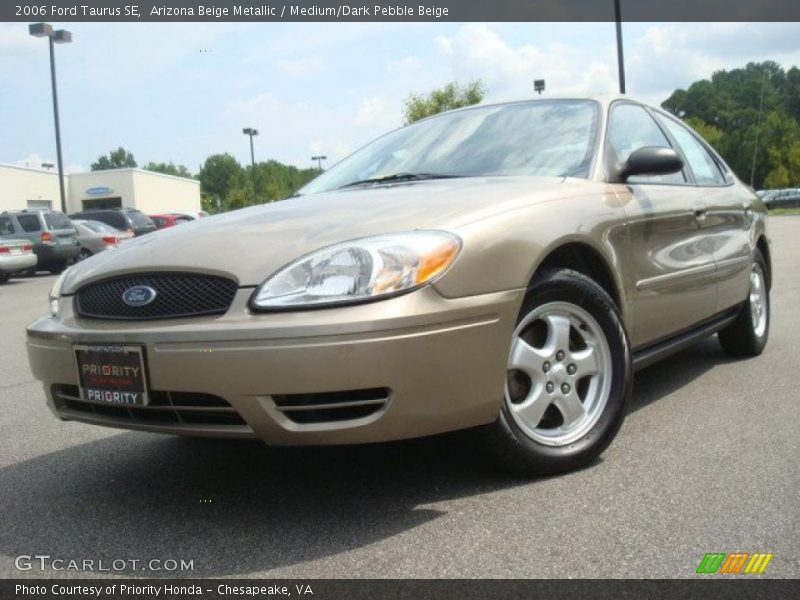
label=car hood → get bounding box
[61,176,594,292]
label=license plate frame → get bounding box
[74,344,149,406]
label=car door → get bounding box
[606,102,718,349]
[656,113,753,316]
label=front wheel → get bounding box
[483,269,632,476]
[718,250,770,357]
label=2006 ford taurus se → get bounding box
[27,96,771,475]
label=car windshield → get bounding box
[299,99,599,195]
[81,220,121,233]
[44,212,72,230]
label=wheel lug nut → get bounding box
[543,361,551,373]
[567,363,577,375]
[546,382,554,393]
[561,383,570,394]
[556,350,565,361]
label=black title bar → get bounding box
[4,0,800,22]
[2,579,799,600]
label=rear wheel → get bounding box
[0,272,10,284]
[718,250,770,357]
[77,248,93,262]
[483,269,632,476]
[47,260,67,275]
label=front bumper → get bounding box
[27,286,523,444]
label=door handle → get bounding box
[693,205,708,222]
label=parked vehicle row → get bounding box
[760,188,800,209]
[0,210,80,276]
[0,207,189,284]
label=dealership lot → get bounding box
[1,217,798,579]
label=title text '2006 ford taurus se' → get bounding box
[26,96,770,475]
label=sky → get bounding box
[2,22,800,174]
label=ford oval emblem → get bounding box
[122,286,157,307]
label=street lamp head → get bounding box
[312,155,327,161]
[29,23,53,38]
[52,30,72,44]
[242,128,258,136]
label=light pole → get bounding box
[242,127,258,203]
[614,0,626,94]
[29,23,72,214]
[311,155,327,173]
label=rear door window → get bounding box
[16,214,42,232]
[660,117,726,186]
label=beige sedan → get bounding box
[27,96,770,475]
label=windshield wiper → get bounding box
[337,172,463,189]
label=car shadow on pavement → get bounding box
[628,336,738,414]
[0,337,739,578]
[0,426,527,577]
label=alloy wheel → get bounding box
[505,301,613,446]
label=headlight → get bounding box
[251,231,461,310]
[49,269,69,317]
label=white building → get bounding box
[0,164,202,216]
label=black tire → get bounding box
[482,269,632,476]
[47,261,67,275]
[0,272,10,284]
[718,250,770,357]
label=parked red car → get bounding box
[149,213,195,229]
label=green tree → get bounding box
[198,153,244,208]
[662,61,800,189]
[251,159,318,202]
[91,147,137,170]
[403,80,487,124]
[144,161,194,178]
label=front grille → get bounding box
[52,384,250,429]
[74,272,238,320]
[272,388,391,424]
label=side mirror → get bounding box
[613,146,683,183]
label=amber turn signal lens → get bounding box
[416,239,460,284]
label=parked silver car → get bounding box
[73,220,134,261]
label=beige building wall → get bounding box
[0,165,62,212]
[66,169,201,215]
[131,170,201,215]
[66,170,137,213]
[1,166,201,215]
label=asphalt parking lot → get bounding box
[1,217,798,580]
